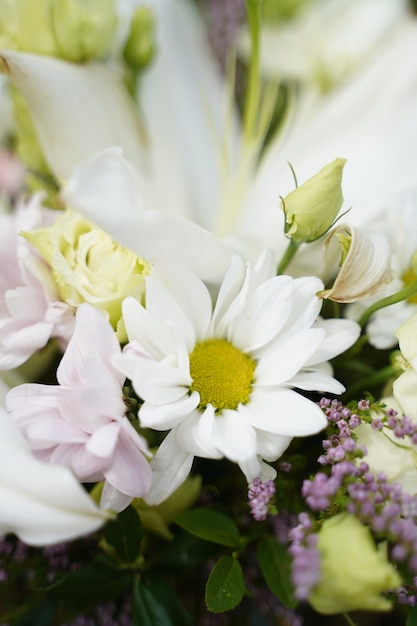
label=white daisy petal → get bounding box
[139,391,200,430]
[255,328,325,385]
[122,297,177,359]
[145,431,194,505]
[241,388,327,437]
[120,257,354,499]
[211,409,257,463]
[231,275,294,352]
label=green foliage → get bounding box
[257,536,297,608]
[132,575,191,626]
[175,507,241,548]
[45,562,132,603]
[407,604,417,626]
[103,504,143,562]
[205,556,245,613]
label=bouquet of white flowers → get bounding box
[1,1,417,624]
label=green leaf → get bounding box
[407,604,417,626]
[46,564,132,603]
[104,504,143,562]
[205,556,245,613]
[175,508,240,548]
[257,536,297,609]
[132,578,174,626]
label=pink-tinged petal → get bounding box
[255,328,325,385]
[0,408,109,545]
[241,388,327,437]
[211,409,258,463]
[103,423,152,502]
[86,422,121,459]
[144,430,194,505]
[139,391,199,430]
[57,304,124,388]
[0,317,52,369]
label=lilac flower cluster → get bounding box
[248,477,276,521]
[288,398,417,605]
[288,514,321,601]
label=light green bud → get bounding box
[0,0,117,62]
[310,513,402,615]
[51,0,117,63]
[123,7,157,71]
[23,209,150,340]
[281,157,346,243]
[261,0,312,21]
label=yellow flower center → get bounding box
[189,339,256,411]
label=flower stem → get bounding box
[358,279,417,328]
[277,239,299,274]
[342,613,357,626]
[342,365,397,401]
[243,0,262,146]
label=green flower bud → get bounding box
[51,0,117,63]
[0,0,117,62]
[310,513,402,615]
[123,7,157,71]
[23,209,150,340]
[281,157,346,243]
[261,0,311,22]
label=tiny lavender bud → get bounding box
[248,477,276,521]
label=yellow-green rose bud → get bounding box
[261,0,311,21]
[281,157,346,243]
[310,513,401,615]
[23,209,150,340]
[0,0,117,62]
[123,7,157,71]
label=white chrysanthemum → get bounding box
[116,254,360,504]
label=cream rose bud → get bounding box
[23,209,150,339]
[281,157,346,244]
[0,0,117,62]
[310,513,402,615]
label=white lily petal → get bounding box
[321,224,393,303]
[0,51,145,180]
[138,0,230,229]
[0,407,109,545]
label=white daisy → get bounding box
[116,254,360,504]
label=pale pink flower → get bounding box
[0,150,25,198]
[0,196,74,369]
[6,303,152,512]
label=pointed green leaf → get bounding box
[46,563,132,603]
[205,556,245,613]
[104,504,143,562]
[407,603,417,626]
[257,536,297,608]
[175,508,240,548]
[132,579,174,626]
